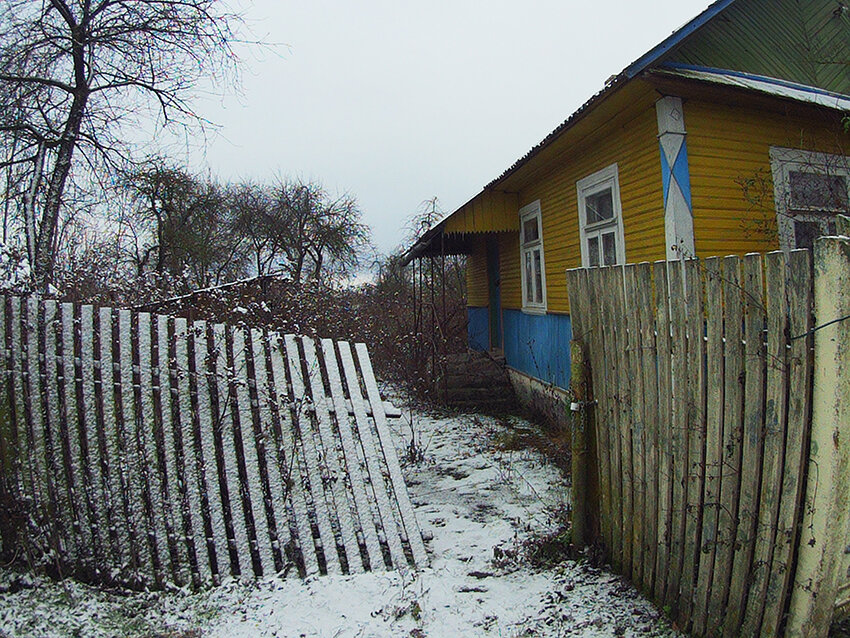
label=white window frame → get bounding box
[576,163,627,267]
[519,200,547,314]
[769,146,850,251]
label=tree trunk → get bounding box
[33,90,88,290]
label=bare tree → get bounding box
[231,177,371,283]
[270,179,370,284]
[0,0,242,289]
[121,159,248,289]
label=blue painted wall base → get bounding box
[502,310,572,390]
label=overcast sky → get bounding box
[187,0,713,255]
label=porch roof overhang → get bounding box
[401,189,520,265]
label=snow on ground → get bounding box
[0,406,681,637]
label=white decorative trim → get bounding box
[519,200,547,313]
[655,96,695,260]
[576,163,627,267]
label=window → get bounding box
[769,147,849,251]
[577,163,626,267]
[519,200,546,312]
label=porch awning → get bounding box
[402,189,519,264]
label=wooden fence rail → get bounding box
[0,296,427,589]
[567,239,850,637]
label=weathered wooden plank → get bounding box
[653,261,674,604]
[624,264,646,589]
[284,334,342,575]
[664,261,688,612]
[110,309,147,580]
[302,337,362,573]
[35,300,71,568]
[169,317,204,585]
[761,249,813,636]
[741,251,791,634]
[693,257,725,635]
[148,313,180,583]
[77,304,108,571]
[246,328,286,574]
[597,267,619,567]
[209,322,252,576]
[119,309,155,583]
[190,320,227,583]
[133,311,164,586]
[356,341,428,568]
[583,267,610,552]
[24,298,50,550]
[635,262,658,595]
[708,256,744,625]
[338,340,406,570]
[266,331,318,577]
[15,299,35,510]
[677,260,707,628]
[99,306,134,578]
[724,253,766,637]
[0,298,12,489]
[229,326,271,576]
[203,322,241,575]
[611,266,634,578]
[56,302,88,568]
[7,298,25,499]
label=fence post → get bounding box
[786,235,850,637]
[570,339,593,548]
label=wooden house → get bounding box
[403,0,850,415]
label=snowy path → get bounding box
[0,406,681,637]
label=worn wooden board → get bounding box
[692,257,724,635]
[665,262,688,612]
[707,256,744,625]
[724,253,766,637]
[678,260,707,628]
[624,264,645,588]
[653,261,673,604]
[741,251,790,635]
[761,250,814,636]
[635,262,658,596]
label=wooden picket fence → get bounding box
[0,296,427,589]
[566,240,850,637]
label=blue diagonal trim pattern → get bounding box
[660,140,672,207]
[671,139,693,209]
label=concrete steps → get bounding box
[438,351,517,412]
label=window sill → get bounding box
[521,306,547,316]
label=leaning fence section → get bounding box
[567,250,820,637]
[0,296,427,590]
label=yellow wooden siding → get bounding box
[685,99,846,257]
[466,235,489,307]
[499,232,522,310]
[516,84,665,313]
[444,190,520,234]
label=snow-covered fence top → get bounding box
[0,296,427,589]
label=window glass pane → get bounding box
[789,171,849,210]
[524,251,533,303]
[523,216,539,243]
[585,187,614,224]
[533,249,543,303]
[602,231,617,266]
[794,220,822,250]
[587,236,600,267]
